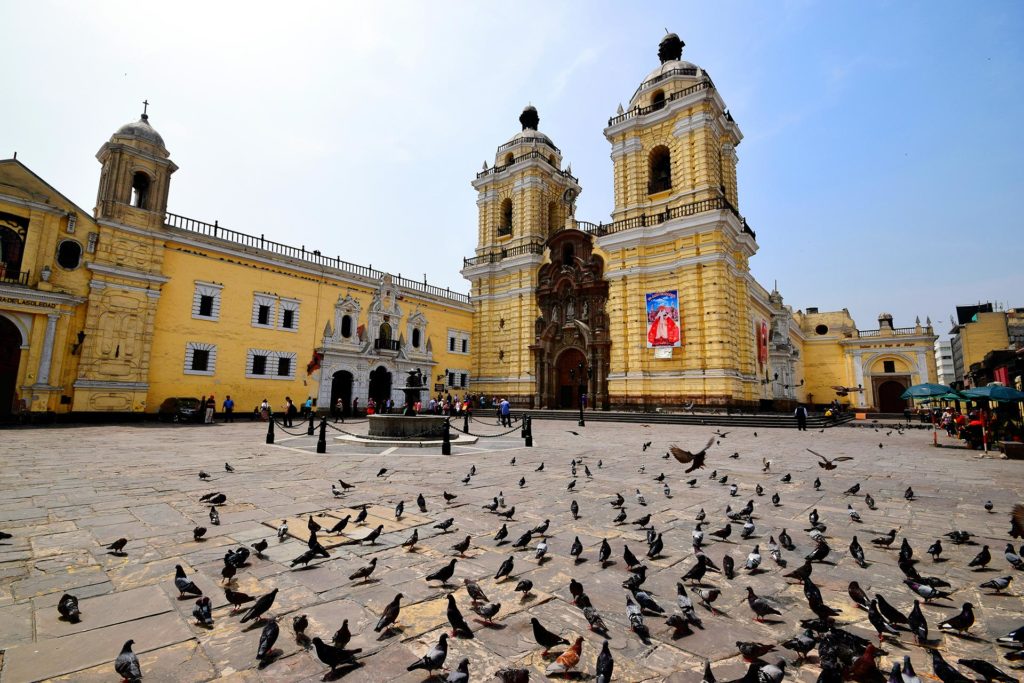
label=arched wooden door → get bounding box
[0,316,22,415]
[330,371,353,416]
[555,348,587,409]
[877,380,908,413]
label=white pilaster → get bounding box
[36,313,59,386]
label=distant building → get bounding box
[949,305,1011,387]
[934,338,955,386]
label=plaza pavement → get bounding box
[0,417,1021,682]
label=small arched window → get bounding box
[378,322,391,341]
[340,315,352,338]
[648,145,672,194]
[412,328,421,348]
[56,240,83,270]
[498,198,513,236]
[504,153,515,166]
[651,90,666,111]
[130,172,150,209]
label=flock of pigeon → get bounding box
[32,427,1024,682]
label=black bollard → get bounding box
[266,416,275,444]
[441,419,452,456]
[316,416,327,454]
[307,410,315,436]
[520,413,527,439]
[463,412,470,434]
[578,403,585,427]
[525,414,533,447]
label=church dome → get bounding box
[498,105,559,155]
[112,113,166,149]
[628,33,703,109]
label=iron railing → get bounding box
[609,77,714,127]
[496,136,560,155]
[858,327,921,338]
[476,150,578,182]
[576,196,753,238]
[633,66,700,99]
[463,241,545,267]
[0,269,29,286]
[374,338,401,351]
[164,212,470,304]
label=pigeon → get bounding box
[374,593,403,632]
[250,538,268,558]
[723,555,735,580]
[850,536,867,567]
[784,560,812,583]
[221,561,237,583]
[938,603,975,635]
[570,500,580,519]
[958,659,1017,683]
[495,556,514,581]
[980,575,1013,592]
[349,557,378,583]
[518,477,526,488]
[226,546,250,568]
[633,589,665,614]
[782,629,818,659]
[337,479,355,491]
[693,586,721,612]
[729,483,738,497]
[463,578,488,604]
[546,636,583,675]
[514,579,533,597]
[332,619,351,648]
[240,587,278,623]
[444,593,472,637]
[571,536,585,562]
[844,483,861,496]
[209,506,220,525]
[779,529,795,551]
[332,484,344,498]
[377,468,388,477]
[193,526,207,541]
[997,623,1024,646]
[311,637,362,672]
[114,639,142,681]
[709,524,732,542]
[676,583,703,627]
[107,537,128,554]
[566,479,577,491]
[872,529,898,547]
[682,555,709,584]
[868,599,901,641]
[534,539,548,562]
[780,473,792,483]
[446,658,470,683]
[847,504,862,523]
[1006,543,1024,569]
[969,545,991,569]
[865,493,876,510]
[669,437,716,472]
[905,580,951,602]
[400,528,419,550]
[193,597,214,627]
[595,639,614,683]
[407,633,449,675]
[451,535,471,556]
[745,545,762,571]
[426,559,458,585]
[495,668,530,683]
[809,449,854,470]
[532,616,570,655]
[760,660,786,683]
[741,519,755,539]
[290,548,317,567]
[908,599,929,643]
[946,530,972,544]
[848,581,870,609]
[198,471,210,480]
[276,520,288,541]
[473,602,501,624]
[627,595,651,641]
[292,613,308,640]
[257,621,280,663]
[814,477,821,490]
[737,641,775,661]
[905,486,914,500]
[434,517,455,533]
[174,565,203,598]
[806,540,830,563]
[307,515,322,533]
[512,530,532,549]
[57,593,81,622]
[900,538,914,563]
[495,505,516,520]
[930,649,971,683]
[225,588,254,612]
[635,489,647,506]
[746,586,781,622]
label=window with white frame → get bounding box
[251,293,276,329]
[447,328,470,355]
[184,342,217,376]
[192,281,223,321]
[446,368,470,388]
[279,298,300,331]
[246,348,297,379]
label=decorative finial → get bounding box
[915,315,921,325]
[142,99,150,120]
[616,103,624,115]
[482,160,488,170]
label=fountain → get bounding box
[367,368,447,439]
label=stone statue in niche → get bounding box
[566,298,575,320]
[582,299,589,319]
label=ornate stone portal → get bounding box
[531,229,610,409]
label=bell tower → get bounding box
[95,102,177,231]
[597,34,760,407]
[462,106,581,405]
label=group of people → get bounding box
[937,406,1023,449]
[197,394,235,424]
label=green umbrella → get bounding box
[962,385,1024,402]
[900,383,957,400]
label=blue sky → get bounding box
[2,1,1021,334]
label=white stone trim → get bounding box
[278,297,300,332]
[192,281,223,321]
[86,262,170,284]
[251,293,276,329]
[246,348,297,380]
[184,341,217,376]
[447,328,471,355]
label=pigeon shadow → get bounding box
[944,632,988,643]
[257,650,282,669]
[321,662,364,681]
[473,620,507,630]
[758,618,786,626]
[982,591,1015,597]
[376,625,404,641]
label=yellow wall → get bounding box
[959,312,1009,370]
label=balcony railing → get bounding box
[164,212,470,304]
[576,196,754,239]
[496,136,560,155]
[0,269,29,286]
[476,150,578,182]
[609,77,714,127]
[463,241,545,267]
[857,326,922,338]
[633,66,700,99]
[374,338,401,351]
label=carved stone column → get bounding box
[36,313,59,386]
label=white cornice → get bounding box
[469,286,536,302]
[87,262,170,284]
[0,284,86,307]
[0,193,77,218]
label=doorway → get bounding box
[368,366,392,408]
[877,379,908,413]
[330,370,353,417]
[0,316,22,415]
[555,348,587,409]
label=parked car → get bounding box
[157,397,203,423]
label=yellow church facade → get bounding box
[0,34,936,420]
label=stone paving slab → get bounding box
[35,584,174,639]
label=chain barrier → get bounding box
[321,420,445,440]
[449,421,523,439]
[469,413,523,426]
[270,417,314,437]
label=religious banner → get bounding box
[756,319,769,367]
[646,290,681,348]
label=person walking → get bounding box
[260,398,270,421]
[303,396,313,418]
[205,395,216,424]
[794,403,808,431]
[222,395,234,423]
[334,397,344,423]
[351,397,359,417]
[499,397,511,427]
[283,396,297,427]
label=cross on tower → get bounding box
[142,99,149,116]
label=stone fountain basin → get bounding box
[367,415,447,439]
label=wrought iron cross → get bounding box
[142,99,149,115]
